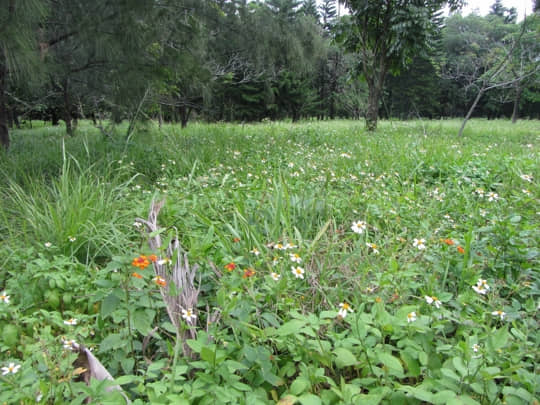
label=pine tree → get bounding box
[320,0,337,32]
[301,0,319,20]
[0,0,45,149]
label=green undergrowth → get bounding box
[0,119,538,404]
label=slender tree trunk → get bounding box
[291,108,299,123]
[62,79,74,136]
[51,109,60,126]
[511,80,522,124]
[0,62,10,150]
[458,88,485,137]
[179,105,191,128]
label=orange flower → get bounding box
[153,276,167,287]
[442,238,455,246]
[132,255,150,269]
[457,246,465,254]
[233,237,241,243]
[132,272,143,279]
[242,268,256,278]
[224,262,236,271]
[148,254,158,262]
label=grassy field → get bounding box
[0,119,538,404]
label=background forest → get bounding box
[1,0,539,148]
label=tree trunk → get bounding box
[62,79,74,136]
[179,105,191,128]
[291,108,299,123]
[511,81,522,124]
[51,109,60,126]
[0,62,9,150]
[366,79,383,131]
[458,88,485,137]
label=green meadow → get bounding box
[0,119,538,404]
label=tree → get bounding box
[0,0,45,149]
[337,0,463,131]
[300,0,319,20]
[320,0,337,32]
[454,17,539,135]
[489,0,517,24]
[384,55,442,119]
[508,14,540,122]
[40,0,165,136]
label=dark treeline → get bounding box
[1,0,539,147]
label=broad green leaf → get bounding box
[377,352,404,377]
[502,387,534,402]
[448,395,481,405]
[173,365,189,377]
[99,333,126,352]
[333,348,358,367]
[452,356,468,377]
[397,386,433,402]
[489,326,509,351]
[186,339,204,354]
[231,381,252,392]
[276,319,308,336]
[440,367,461,382]
[400,352,420,377]
[418,351,428,366]
[298,393,322,405]
[261,368,283,386]
[114,375,141,385]
[354,394,386,404]
[101,292,121,319]
[277,395,298,405]
[200,346,216,364]
[133,309,155,335]
[432,390,457,404]
[224,360,249,372]
[120,357,134,374]
[290,378,310,395]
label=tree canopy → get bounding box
[1,0,539,148]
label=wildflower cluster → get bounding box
[132,255,151,269]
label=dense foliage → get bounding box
[0,0,539,146]
[0,119,538,403]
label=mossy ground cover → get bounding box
[0,119,538,404]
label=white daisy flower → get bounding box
[425,295,442,309]
[351,220,367,234]
[1,363,21,375]
[181,308,197,323]
[63,318,78,326]
[0,291,10,304]
[291,266,305,279]
[337,302,353,319]
[407,312,417,323]
[289,253,302,263]
[413,238,426,250]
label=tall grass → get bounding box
[1,156,136,265]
